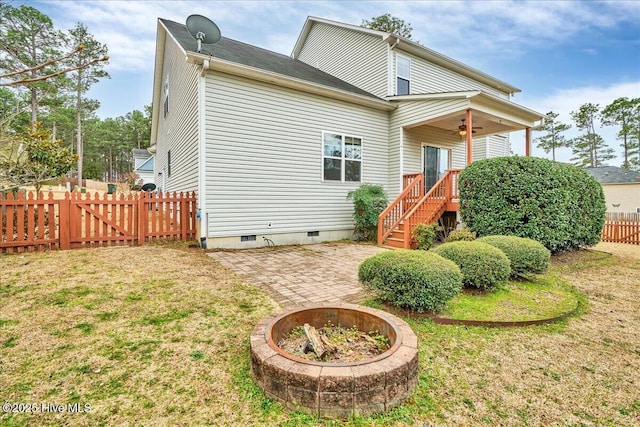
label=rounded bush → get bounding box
[446,228,476,242]
[358,250,463,313]
[412,222,440,250]
[458,156,605,253]
[433,241,511,291]
[478,235,550,277]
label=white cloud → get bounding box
[38,0,640,72]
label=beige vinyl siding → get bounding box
[601,184,640,213]
[393,51,510,98]
[203,72,389,238]
[387,98,469,194]
[155,37,199,193]
[403,126,467,176]
[296,22,388,98]
[486,134,510,158]
[472,136,488,161]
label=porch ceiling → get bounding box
[392,91,545,137]
[416,111,524,138]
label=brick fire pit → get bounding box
[249,303,418,419]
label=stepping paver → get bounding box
[207,243,387,306]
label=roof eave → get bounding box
[150,19,189,146]
[387,36,521,95]
[473,91,544,123]
[186,52,396,111]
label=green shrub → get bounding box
[478,235,550,277]
[412,222,441,250]
[433,241,511,291]
[446,228,476,242]
[458,156,605,253]
[347,184,388,242]
[358,250,462,313]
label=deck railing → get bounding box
[402,172,453,248]
[378,170,460,247]
[377,174,424,245]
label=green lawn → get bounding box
[439,274,581,322]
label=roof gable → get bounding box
[135,156,155,172]
[292,16,520,94]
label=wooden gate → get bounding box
[1,191,197,253]
[67,192,139,248]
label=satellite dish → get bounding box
[141,183,156,192]
[186,14,221,53]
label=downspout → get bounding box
[389,37,402,192]
[198,59,210,248]
[399,128,404,191]
[387,38,400,96]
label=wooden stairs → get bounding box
[378,170,460,249]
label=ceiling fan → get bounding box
[454,118,482,136]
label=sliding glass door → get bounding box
[423,146,449,192]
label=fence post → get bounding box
[59,193,70,250]
[180,192,188,241]
[137,192,145,245]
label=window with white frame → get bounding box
[396,55,411,95]
[322,132,362,182]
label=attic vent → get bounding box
[241,235,257,242]
[307,231,320,237]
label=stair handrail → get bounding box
[401,171,452,248]
[377,174,424,245]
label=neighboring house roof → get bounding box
[132,148,152,159]
[135,156,154,172]
[159,19,383,102]
[584,166,640,184]
[292,16,521,95]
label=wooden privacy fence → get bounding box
[1,191,197,254]
[601,212,640,245]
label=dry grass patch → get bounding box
[0,243,284,426]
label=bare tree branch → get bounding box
[0,55,109,86]
[0,44,109,87]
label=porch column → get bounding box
[466,109,473,165]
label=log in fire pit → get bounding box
[250,303,418,419]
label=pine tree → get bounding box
[532,111,571,161]
[601,97,640,169]
[65,22,109,186]
[570,103,615,167]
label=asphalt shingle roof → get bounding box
[584,166,640,184]
[160,19,382,101]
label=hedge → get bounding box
[433,241,511,291]
[458,156,605,253]
[478,235,550,277]
[358,250,463,313]
[446,228,477,242]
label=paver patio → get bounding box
[207,243,388,306]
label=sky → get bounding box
[21,0,640,165]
